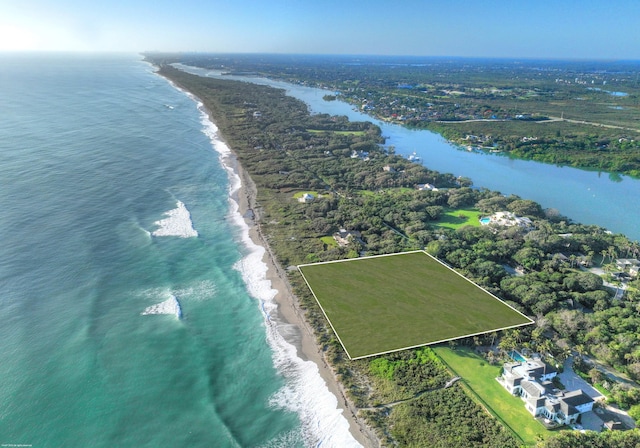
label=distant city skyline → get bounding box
[1,0,639,60]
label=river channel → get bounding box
[175,64,640,241]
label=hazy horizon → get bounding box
[2,1,639,60]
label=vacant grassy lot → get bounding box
[435,208,483,230]
[434,346,550,446]
[298,251,533,359]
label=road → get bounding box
[436,115,639,133]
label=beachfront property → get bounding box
[480,211,533,230]
[498,355,594,427]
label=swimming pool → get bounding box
[509,350,526,363]
[480,217,491,225]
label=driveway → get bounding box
[582,354,639,388]
[558,356,604,401]
[579,410,604,432]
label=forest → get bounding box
[151,60,640,447]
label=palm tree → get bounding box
[574,344,588,361]
[631,241,640,258]
[569,254,577,268]
[538,338,553,357]
[489,331,498,348]
[498,333,517,355]
[586,251,594,267]
[511,328,522,345]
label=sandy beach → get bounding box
[232,158,379,447]
[156,65,379,446]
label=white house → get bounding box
[416,183,438,191]
[499,358,594,426]
[298,193,315,203]
[616,258,640,271]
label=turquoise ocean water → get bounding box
[0,54,358,447]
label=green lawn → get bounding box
[292,190,319,199]
[298,251,533,359]
[434,346,550,446]
[320,235,338,248]
[435,208,482,230]
[593,383,611,398]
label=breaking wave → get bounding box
[151,200,198,238]
[141,294,182,319]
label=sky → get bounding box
[1,0,639,59]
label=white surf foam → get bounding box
[173,280,217,302]
[141,294,182,319]
[151,200,198,238]
[188,102,362,446]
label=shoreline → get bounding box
[155,66,379,447]
[229,127,379,448]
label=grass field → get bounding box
[292,190,319,199]
[319,235,338,248]
[435,208,483,230]
[434,346,550,446]
[298,251,533,359]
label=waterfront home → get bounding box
[480,211,533,230]
[416,183,438,191]
[498,357,594,427]
[615,258,640,273]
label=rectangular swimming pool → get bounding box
[509,350,526,363]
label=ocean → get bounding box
[0,54,359,447]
